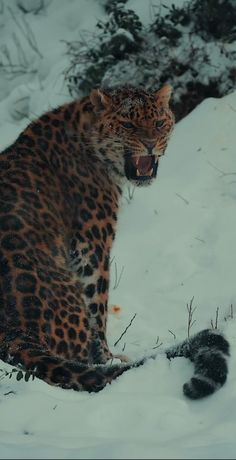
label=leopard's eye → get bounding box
[155,120,165,129]
[121,122,135,129]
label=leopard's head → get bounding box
[89,85,175,187]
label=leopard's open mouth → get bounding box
[124,155,159,184]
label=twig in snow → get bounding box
[175,193,189,205]
[124,184,135,204]
[152,335,163,350]
[114,313,137,347]
[207,160,225,175]
[194,237,206,244]
[228,103,236,112]
[211,307,220,329]
[207,160,236,178]
[109,255,115,267]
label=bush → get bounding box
[64,0,236,121]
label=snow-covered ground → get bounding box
[0,1,236,459]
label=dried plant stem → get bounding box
[168,329,176,340]
[211,307,220,329]
[187,296,197,338]
[113,261,125,290]
[152,335,163,350]
[224,303,234,322]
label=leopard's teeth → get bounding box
[149,168,153,176]
[136,169,140,176]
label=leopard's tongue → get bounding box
[134,156,153,175]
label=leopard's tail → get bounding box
[165,329,230,399]
[1,329,229,398]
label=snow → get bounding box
[0,1,236,459]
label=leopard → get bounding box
[0,84,229,399]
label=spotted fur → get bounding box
[0,85,229,397]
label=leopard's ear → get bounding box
[90,89,111,111]
[154,84,172,107]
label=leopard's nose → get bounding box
[141,140,156,154]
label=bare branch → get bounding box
[168,329,176,340]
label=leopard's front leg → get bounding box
[69,235,113,364]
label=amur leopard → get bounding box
[0,85,229,398]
